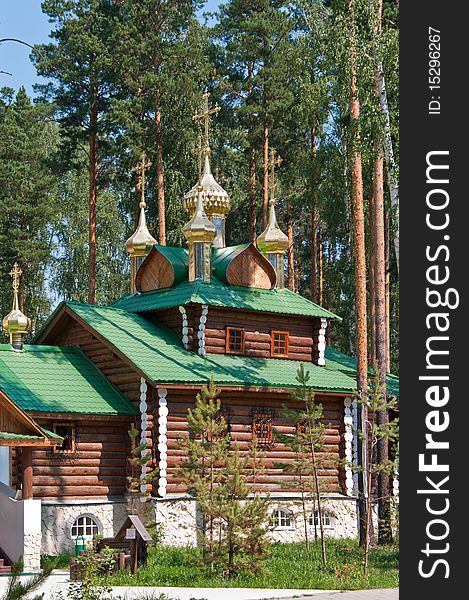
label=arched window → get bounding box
[71,515,99,539]
[309,510,332,528]
[272,508,294,530]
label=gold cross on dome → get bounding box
[192,89,221,152]
[268,148,283,202]
[9,263,22,294]
[135,152,152,205]
[192,125,204,177]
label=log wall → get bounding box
[158,388,346,496]
[12,419,131,500]
[203,308,322,362]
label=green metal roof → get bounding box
[150,245,189,286]
[0,344,138,416]
[61,302,355,393]
[0,429,62,442]
[325,346,399,397]
[113,277,341,320]
[212,244,250,284]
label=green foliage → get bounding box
[178,378,270,576]
[105,540,399,590]
[0,556,57,600]
[68,546,115,600]
[0,87,58,332]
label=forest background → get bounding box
[0,0,399,374]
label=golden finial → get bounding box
[268,148,283,204]
[135,151,152,207]
[2,263,30,350]
[192,89,221,155]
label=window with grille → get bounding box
[271,331,289,357]
[252,409,274,447]
[272,508,294,529]
[309,510,332,528]
[226,327,245,354]
[71,515,99,539]
[53,423,76,453]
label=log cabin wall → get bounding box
[203,308,322,362]
[157,388,346,496]
[12,418,131,500]
[51,319,142,406]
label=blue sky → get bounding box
[0,0,220,96]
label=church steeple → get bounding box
[256,149,288,288]
[2,263,30,351]
[183,185,216,282]
[184,90,230,248]
[125,153,157,294]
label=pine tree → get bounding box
[0,87,57,330]
[277,364,329,565]
[32,0,120,304]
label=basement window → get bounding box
[226,327,245,354]
[272,508,294,530]
[53,423,76,453]
[309,510,333,528]
[71,515,99,539]
[271,331,289,357]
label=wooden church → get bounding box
[0,92,396,569]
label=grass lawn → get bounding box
[106,539,398,590]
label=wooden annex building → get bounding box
[0,93,399,569]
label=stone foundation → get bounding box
[41,500,127,555]
[153,494,359,547]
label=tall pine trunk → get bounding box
[318,227,323,306]
[373,151,392,544]
[311,127,318,302]
[88,97,98,305]
[263,123,269,228]
[155,90,166,245]
[369,188,376,367]
[287,204,295,291]
[249,143,257,242]
[348,0,369,549]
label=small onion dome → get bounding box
[125,200,157,256]
[184,152,231,217]
[257,198,289,254]
[2,299,30,338]
[183,185,217,244]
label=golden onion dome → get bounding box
[125,200,157,256]
[183,185,217,244]
[257,198,289,254]
[2,263,30,343]
[184,152,231,217]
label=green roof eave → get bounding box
[61,303,355,394]
[325,346,399,397]
[112,277,341,321]
[0,343,138,416]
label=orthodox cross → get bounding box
[9,263,22,294]
[135,152,152,205]
[268,148,283,203]
[192,89,221,154]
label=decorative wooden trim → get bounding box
[157,388,168,498]
[270,330,289,357]
[352,398,359,493]
[0,389,52,439]
[317,318,328,366]
[344,397,354,496]
[251,408,275,448]
[179,306,190,349]
[139,378,148,496]
[225,327,245,354]
[52,422,76,454]
[198,305,208,357]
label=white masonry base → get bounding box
[153,494,359,547]
[41,500,128,555]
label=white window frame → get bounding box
[70,515,100,540]
[272,507,294,530]
[309,510,334,529]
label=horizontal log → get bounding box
[33,475,126,485]
[33,486,126,497]
[32,466,127,476]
